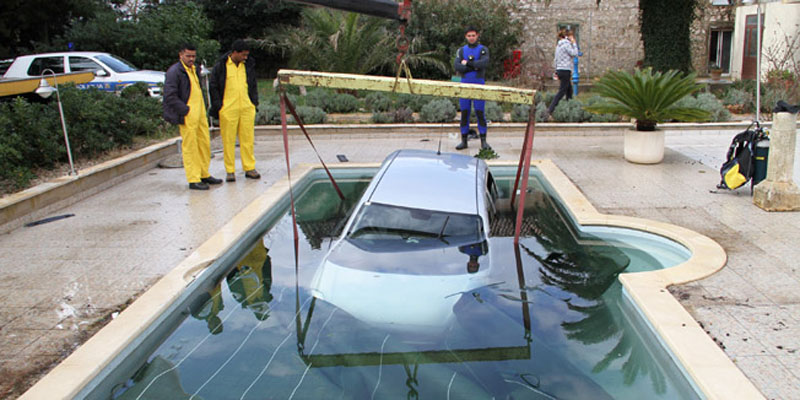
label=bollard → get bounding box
[753,112,800,211]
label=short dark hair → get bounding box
[231,39,250,53]
[179,43,196,53]
[465,26,479,35]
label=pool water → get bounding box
[110,170,698,400]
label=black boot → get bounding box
[480,134,491,150]
[455,134,468,150]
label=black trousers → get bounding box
[548,69,573,115]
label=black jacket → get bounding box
[162,61,203,125]
[208,53,259,119]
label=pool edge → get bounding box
[20,159,764,400]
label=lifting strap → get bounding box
[280,91,345,201]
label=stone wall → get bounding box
[514,0,643,83]
[512,0,735,83]
[691,2,736,76]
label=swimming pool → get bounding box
[24,160,760,400]
[92,167,698,400]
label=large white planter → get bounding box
[624,129,664,164]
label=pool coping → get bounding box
[20,159,764,400]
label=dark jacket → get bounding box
[208,53,259,119]
[453,43,490,80]
[163,61,203,125]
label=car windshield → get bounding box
[95,54,138,73]
[346,203,484,252]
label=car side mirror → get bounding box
[94,69,109,77]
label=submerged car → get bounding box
[2,51,164,97]
[310,149,499,336]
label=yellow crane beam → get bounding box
[0,71,95,97]
[277,69,535,105]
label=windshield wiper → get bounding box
[438,216,450,244]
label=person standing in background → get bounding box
[209,39,260,182]
[163,43,222,190]
[547,29,580,118]
[453,26,491,150]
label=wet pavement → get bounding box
[1,127,799,399]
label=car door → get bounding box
[68,55,115,92]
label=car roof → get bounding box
[14,52,110,59]
[368,149,483,215]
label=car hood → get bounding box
[310,240,491,336]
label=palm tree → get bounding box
[260,8,448,77]
[585,68,709,131]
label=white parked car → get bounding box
[310,149,499,336]
[2,51,164,97]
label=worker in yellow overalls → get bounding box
[163,44,222,190]
[209,40,260,182]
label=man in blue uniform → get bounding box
[453,26,491,150]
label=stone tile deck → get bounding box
[1,127,798,399]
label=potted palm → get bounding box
[585,68,709,164]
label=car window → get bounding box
[27,56,65,76]
[95,54,138,73]
[347,203,484,251]
[0,59,13,76]
[69,56,104,73]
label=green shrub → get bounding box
[329,93,360,113]
[289,106,327,124]
[511,104,531,122]
[419,98,457,123]
[406,0,522,80]
[372,108,415,124]
[256,104,282,125]
[583,96,621,122]
[58,86,135,156]
[2,97,62,169]
[120,82,152,99]
[552,99,592,122]
[365,92,392,112]
[306,89,332,110]
[371,112,394,124]
[674,93,731,122]
[722,88,755,113]
[393,107,415,123]
[535,102,549,122]
[396,93,430,112]
[0,85,170,191]
[537,92,556,108]
[730,79,757,94]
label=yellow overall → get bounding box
[219,57,256,174]
[180,62,211,183]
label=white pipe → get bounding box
[756,3,761,121]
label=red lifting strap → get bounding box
[280,92,345,201]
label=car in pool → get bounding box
[2,51,165,97]
[310,149,499,336]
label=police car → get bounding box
[2,52,164,97]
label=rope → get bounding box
[280,92,345,201]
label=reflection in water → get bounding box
[226,245,273,321]
[113,176,698,400]
[190,285,224,335]
[513,184,671,395]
